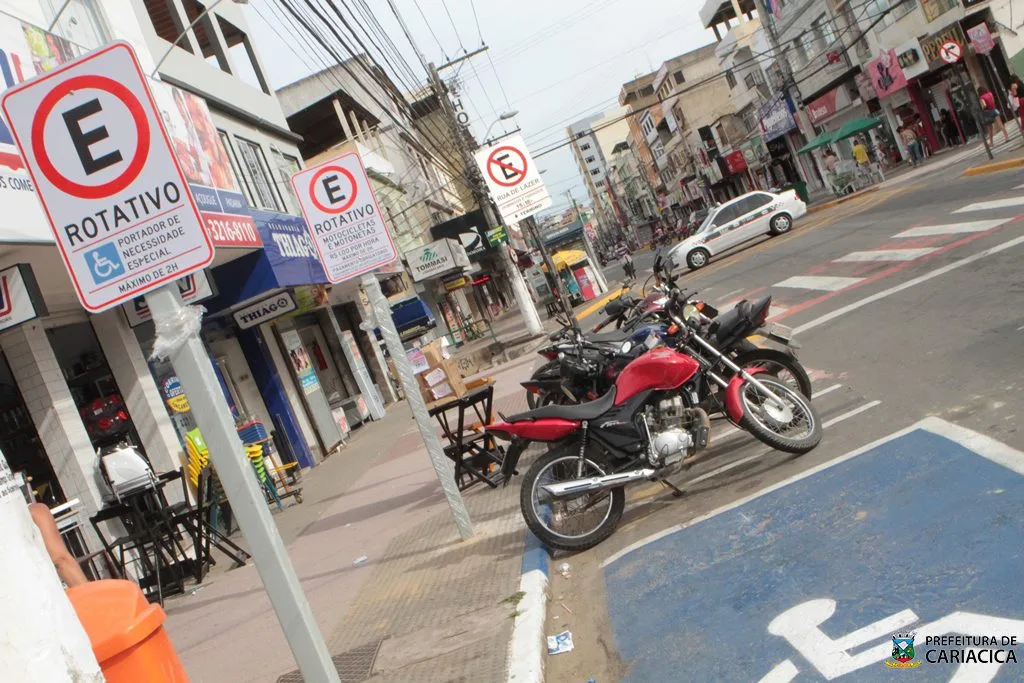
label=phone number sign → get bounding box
[0,41,212,312]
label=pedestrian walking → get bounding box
[852,137,870,166]
[617,242,636,280]
[898,124,921,167]
[978,86,1010,147]
[1009,76,1024,132]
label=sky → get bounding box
[245,0,718,216]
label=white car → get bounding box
[667,190,807,270]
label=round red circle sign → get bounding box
[309,165,358,214]
[30,74,150,200]
[487,146,528,188]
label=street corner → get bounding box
[962,156,1024,177]
[599,417,1024,682]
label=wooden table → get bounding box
[427,380,506,491]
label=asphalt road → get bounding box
[545,157,1024,682]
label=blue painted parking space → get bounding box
[603,421,1024,681]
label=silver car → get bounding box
[667,190,807,270]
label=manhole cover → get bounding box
[276,639,384,683]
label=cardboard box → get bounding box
[415,339,468,404]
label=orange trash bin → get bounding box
[66,579,189,683]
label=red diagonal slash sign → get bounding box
[487,145,528,187]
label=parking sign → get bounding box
[290,152,398,283]
[0,41,212,313]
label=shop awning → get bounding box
[543,249,588,271]
[829,117,883,143]
[796,130,836,154]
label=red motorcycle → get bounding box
[489,289,821,552]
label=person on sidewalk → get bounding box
[852,137,870,167]
[29,503,89,588]
[939,109,960,147]
[617,242,636,280]
[1009,77,1024,132]
[978,86,1010,147]
[898,125,921,167]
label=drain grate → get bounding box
[276,639,384,683]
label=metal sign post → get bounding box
[292,153,473,539]
[147,287,340,683]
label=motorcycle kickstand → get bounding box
[659,478,686,498]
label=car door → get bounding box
[706,200,747,251]
[735,193,777,240]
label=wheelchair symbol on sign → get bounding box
[759,599,1024,682]
[84,243,125,285]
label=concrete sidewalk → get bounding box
[163,358,541,683]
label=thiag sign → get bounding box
[404,238,469,282]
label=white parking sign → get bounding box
[0,41,212,313]
[290,152,398,283]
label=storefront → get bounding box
[758,94,808,189]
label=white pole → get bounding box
[0,452,103,683]
[145,286,340,683]
[360,274,473,539]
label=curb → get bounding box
[962,156,1024,177]
[506,530,549,683]
[807,185,879,214]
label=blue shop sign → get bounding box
[203,209,328,314]
[758,94,798,142]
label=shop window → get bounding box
[0,353,63,505]
[235,137,282,211]
[725,70,737,89]
[46,323,144,458]
[217,16,270,94]
[217,130,254,205]
[141,0,194,53]
[271,148,303,216]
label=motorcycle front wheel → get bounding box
[520,444,625,552]
[738,377,822,454]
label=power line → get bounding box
[411,0,448,59]
[468,0,484,45]
[439,0,466,51]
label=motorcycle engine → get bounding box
[646,397,709,467]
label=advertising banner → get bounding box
[866,48,909,99]
[757,95,797,141]
[149,82,262,248]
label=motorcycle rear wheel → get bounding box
[520,444,625,552]
[738,377,822,454]
[732,348,812,398]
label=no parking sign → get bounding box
[290,152,398,283]
[0,41,212,313]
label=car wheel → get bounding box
[686,248,710,269]
[770,213,793,235]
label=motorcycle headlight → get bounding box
[620,341,633,354]
[683,304,700,322]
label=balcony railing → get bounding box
[794,46,852,101]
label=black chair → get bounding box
[168,468,250,580]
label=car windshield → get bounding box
[696,210,716,234]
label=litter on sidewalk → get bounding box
[547,630,575,655]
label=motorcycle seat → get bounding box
[585,329,631,344]
[506,387,617,422]
[710,296,771,343]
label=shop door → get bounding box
[279,329,342,453]
[297,325,351,405]
[206,337,274,430]
[0,352,62,504]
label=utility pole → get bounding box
[523,216,577,326]
[425,63,543,337]
[566,190,609,293]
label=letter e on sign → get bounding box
[290,152,398,284]
[0,41,212,313]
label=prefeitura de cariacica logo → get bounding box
[886,632,922,668]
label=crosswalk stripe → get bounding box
[834,248,938,262]
[891,220,1006,238]
[773,275,863,291]
[953,196,1024,213]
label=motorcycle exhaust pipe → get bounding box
[541,467,657,498]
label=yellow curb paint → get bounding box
[807,185,879,214]
[962,156,1024,177]
[575,284,630,321]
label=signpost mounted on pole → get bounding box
[291,152,473,540]
[937,40,994,161]
[2,41,342,683]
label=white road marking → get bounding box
[758,659,799,683]
[793,235,1024,335]
[814,383,843,398]
[685,399,879,489]
[822,400,881,428]
[834,248,938,262]
[774,275,864,292]
[953,196,1024,213]
[891,219,1006,238]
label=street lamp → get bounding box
[151,0,250,77]
[482,110,519,146]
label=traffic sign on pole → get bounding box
[967,24,995,54]
[940,40,963,64]
[474,134,552,224]
[290,152,398,283]
[0,41,213,313]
